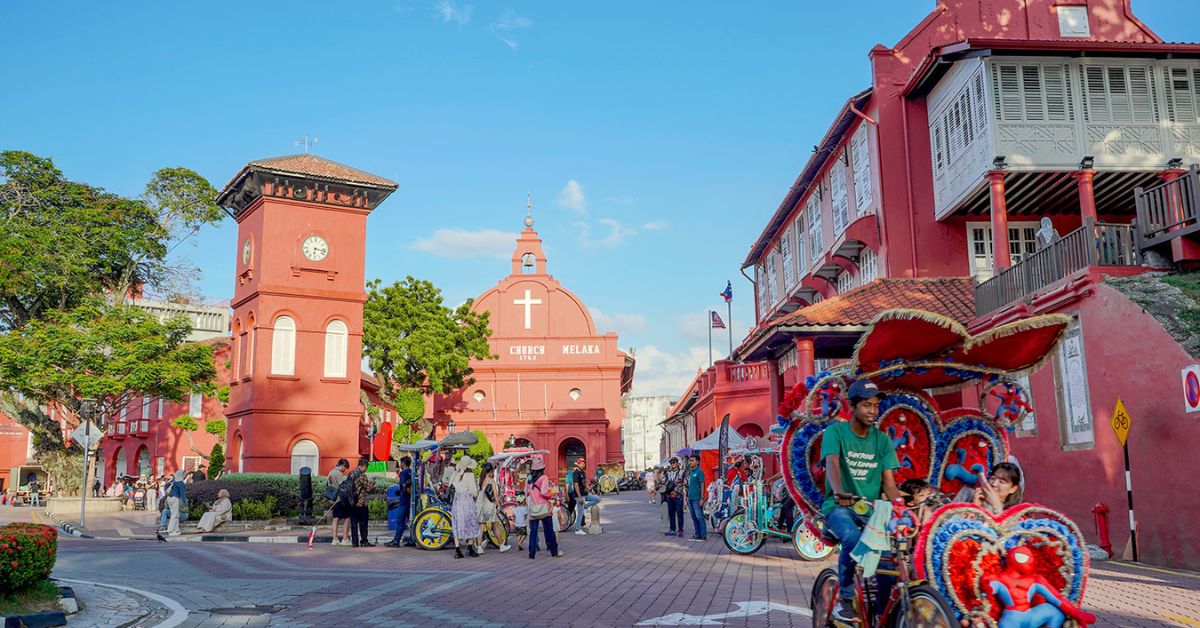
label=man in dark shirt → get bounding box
[385,456,414,548]
[570,457,600,535]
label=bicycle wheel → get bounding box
[722,510,765,555]
[890,584,956,628]
[412,508,452,550]
[810,568,839,627]
[485,521,508,548]
[791,519,837,561]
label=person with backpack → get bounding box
[326,459,351,546]
[525,455,560,559]
[662,458,686,537]
[165,470,188,536]
[342,457,376,547]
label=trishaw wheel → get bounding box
[485,522,508,548]
[722,511,765,555]
[890,584,956,628]
[791,519,837,561]
[810,568,839,627]
[413,509,452,550]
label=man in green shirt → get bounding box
[821,379,901,622]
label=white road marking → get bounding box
[58,578,189,628]
[637,601,813,626]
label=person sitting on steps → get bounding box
[821,379,901,623]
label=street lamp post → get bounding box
[78,398,97,529]
[447,418,456,435]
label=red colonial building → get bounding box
[675,0,1200,569]
[434,214,636,482]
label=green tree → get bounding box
[0,298,217,454]
[0,151,222,330]
[170,415,227,459]
[208,442,225,478]
[362,277,496,398]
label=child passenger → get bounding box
[899,478,946,525]
[512,492,529,552]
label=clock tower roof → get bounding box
[216,154,398,217]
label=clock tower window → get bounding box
[324,320,348,378]
[271,315,297,376]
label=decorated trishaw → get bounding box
[772,309,1096,628]
[485,448,555,546]
[722,447,837,561]
[406,431,479,551]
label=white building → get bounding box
[622,396,674,471]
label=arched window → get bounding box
[235,435,244,473]
[247,314,256,376]
[290,439,319,475]
[115,448,127,477]
[232,320,242,380]
[271,315,296,375]
[137,446,151,478]
[324,320,348,378]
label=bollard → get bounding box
[307,526,316,549]
[1091,503,1113,557]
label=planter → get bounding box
[45,497,123,516]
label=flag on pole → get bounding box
[720,281,733,303]
[710,311,726,329]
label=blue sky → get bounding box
[1,1,1189,397]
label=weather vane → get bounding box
[525,192,534,228]
[294,133,319,153]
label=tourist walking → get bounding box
[476,463,510,553]
[570,457,600,535]
[451,456,481,558]
[685,455,707,540]
[662,458,685,537]
[644,469,656,503]
[165,470,187,536]
[385,457,414,548]
[525,455,560,559]
[347,457,376,547]
[327,459,351,546]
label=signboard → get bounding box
[69,422,103,450]
[1110,398,1131,447]
[1183,364,1200,414]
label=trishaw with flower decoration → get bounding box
[774,309,1096,628]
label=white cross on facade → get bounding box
[514,289,542,330]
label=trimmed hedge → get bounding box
[186,473,391,519]
[0,523,57,594]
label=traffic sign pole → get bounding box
[1123,441,1137,562]
[78,421,90,529]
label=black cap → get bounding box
[847,379,885,402]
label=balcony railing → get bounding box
[1135,167,1200,249]
[975,219,1138,316]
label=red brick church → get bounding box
[433,212,636,482]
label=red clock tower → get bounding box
[216,154,397,474]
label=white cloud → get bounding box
[575,218,635,248]
[642,220,669,231]
[678,311,712,340]
[556,179,587,213]
[434,0,472,27]
[590,308,648,335]
[489,8,533,50]
[629,345,712,397]
[408,228,516,259]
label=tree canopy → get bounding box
[362,276,496,397]
[0,151,222,330]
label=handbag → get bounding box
[529,503,551,520]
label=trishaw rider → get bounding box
[822,379,901,622]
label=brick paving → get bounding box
[29,494,1200,626]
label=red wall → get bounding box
[1008,283,1200,569]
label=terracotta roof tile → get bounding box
[245,154,397,188]
[776,278,976,328]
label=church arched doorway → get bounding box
[559,437,585,481]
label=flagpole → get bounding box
[727,297,733,360]
[708,310,713,367]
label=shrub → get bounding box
[186,473,394,519]
[208,443,225,479]
[232,495,277,520]
[367,497,387,521]
[0,523,57,594]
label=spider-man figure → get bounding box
[990,382,1033,425]
[984,546,1096,628]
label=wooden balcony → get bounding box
[1135,167,1200,249]
[975,219,1139,316]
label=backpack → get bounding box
[564,470,577,497]
[336,470,359,506]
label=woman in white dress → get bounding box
[195,489,232,533]
[450,456,480,559]
[475,463,509,553]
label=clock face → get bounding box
[301,235,329,262]
[242,239,251,264]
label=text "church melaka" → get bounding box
[507,344,601,359]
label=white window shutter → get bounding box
[766,251,779,305]
[324,320,348,378]
[808,195,823,263]
[272,316,296,376]
[851,126,872,213]
[1083,65,1109,122]
[795,216,807,277]
[781,229,795,289]
[1127,66,1156,123]
[831,162,849,236]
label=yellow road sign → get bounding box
[1111,398,1131,447]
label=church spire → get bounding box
[512,193,546,275]
[524,192,534,229]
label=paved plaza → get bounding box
[0,493,1188,627]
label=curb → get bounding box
[40,512,93,539]
[163,533,396,544]
[0,610,67,627]
[56,585,78,615]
